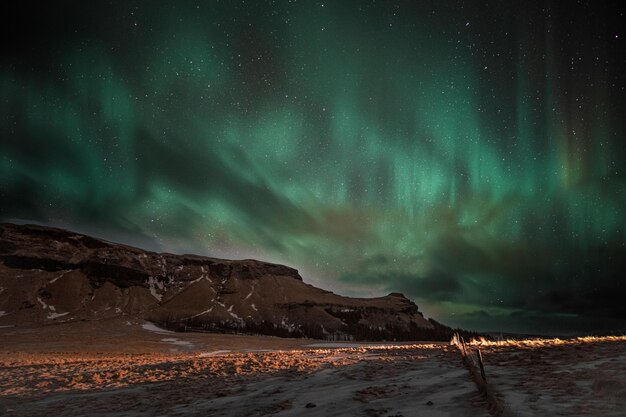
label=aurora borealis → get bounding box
[1,1,625,335]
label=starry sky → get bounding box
[1,1,625,335]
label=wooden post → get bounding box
[476,348,486,382]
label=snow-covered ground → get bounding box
[141,321,174,334]
[161,338,194,348]
[2,321,625,417]
[472,336,626,416]
[194,351,488,417]
[0,343,488,417]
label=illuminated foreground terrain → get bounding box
[469,336,626,416]
[0,320,625,416]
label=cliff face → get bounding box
[0,223,446,341]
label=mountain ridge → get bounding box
[0,222,472,341]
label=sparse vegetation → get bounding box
[469,334,626,348]
[153,313,483,342]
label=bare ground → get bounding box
[470,337,626,417]
[3,320,625,416]
[0,319,488,417]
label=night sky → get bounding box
[1,1,625,335]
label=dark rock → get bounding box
[1,255,75,272]
[305,403,316,408]
[387,292,406,298]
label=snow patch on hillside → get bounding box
[189,268,213,285]
[142,322,173,334]
[227,305,243,322]
[50,271,69,284]
[146,276,164,301]
[244,282,256,300]
[281,316,297,332]
[189,275,203,284]
[190,306,214,319]
[200,266,212,283]
[157,256,167,276]
[47,311,69,319]
[37,297,48,309]
[38,296,69,320]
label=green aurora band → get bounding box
[1,1,625,334]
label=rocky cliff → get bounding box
[0,223,460,341]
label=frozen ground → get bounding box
[0,320,486,417]
[196,351,488,417]
[1,321,625,417]
[472,336,626,416]
[0,344,486,416]
[0,345,488,417]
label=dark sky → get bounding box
[1,1,625,335]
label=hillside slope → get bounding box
[0,223,459,341]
